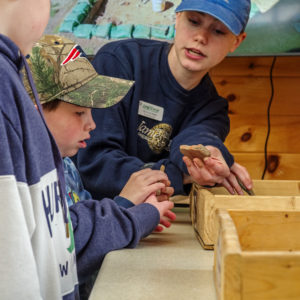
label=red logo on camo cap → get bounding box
[61,45,87,65]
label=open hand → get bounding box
[182,146,230,186]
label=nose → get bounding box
[85,112,96,131]
[88,118,96,131]
[194,27,209,45]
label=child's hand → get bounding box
[119,168,170,205]
[145,193,176,231]
[154,210,177,232]
[156,180,174,201]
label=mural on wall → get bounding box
[235,0,300,56]
[47,0,300,56]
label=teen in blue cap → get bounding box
[75,0,253,200]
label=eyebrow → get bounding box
[192,11,222,24]
[189,11,228,30]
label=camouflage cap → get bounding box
[24,34,134,108]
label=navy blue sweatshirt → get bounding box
[0,34,79,299]
[0,35,160,299]
[76,38,233,200]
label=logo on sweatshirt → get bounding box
[137,120,172,154]
[61,45,87,65]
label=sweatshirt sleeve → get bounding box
[0,112,41,299]
[91,42,134,80]
[169,91,234,170]
[113,195,135,208]
[69,198,160,283]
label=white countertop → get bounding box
[89,207,217,300]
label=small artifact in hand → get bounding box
[179,144,211,160]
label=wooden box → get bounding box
[214,209,300,300]
[189,180,300,249]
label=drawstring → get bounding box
[22,55,69,237]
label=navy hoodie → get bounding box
[0,34,79,299]
[76,38,233,199]
[0,35,160,299]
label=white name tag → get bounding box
[138,101,164,121]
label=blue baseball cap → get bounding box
[175,0,251,35]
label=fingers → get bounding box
[183,156,223,186]
[195,158,225,182]
[163,186,174,196]
[121,167,176,206]
[153,217,174,232]
[182,147,232,187]
[164,209,176,221]
[203,157,230,177]
[128,168,173,200]
[230,162,253,190]
[163,200,174,211]
[182,156,193,168]
[194,158,205,169]
[221,178,235,195]
[216,162,254,196]
[222,172,255,196]
[222,174,244,195]
[156,194,169,201]
[205,146,231,177]
[156,186,175,202]
[183,147,253,197]
[147,197,176,232]
[159,218,172,228]
[148,182,167,195]
[154,225,164,232]
[157,209,177,230]
[156,193,171,202]
[131,168,169,186]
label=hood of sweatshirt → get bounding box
[0,33,69,225]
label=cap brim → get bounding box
[175,0,242,35]
[59,75,134,108]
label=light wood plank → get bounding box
[211,77,300,116]
[226,115,300,153]
[232,153,300,180]
[210,56,300,77]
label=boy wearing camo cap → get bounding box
[25,34,175,299]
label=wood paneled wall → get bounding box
[210,56,300,180]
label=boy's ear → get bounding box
[229,32,247,53]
